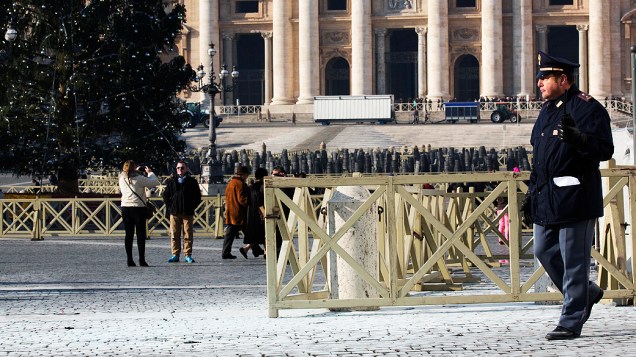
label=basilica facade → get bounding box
[175,0,636,111]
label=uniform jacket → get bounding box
[224,175,249,226]
[162,173,202,216]
[529,85,614,226]
[118,172,160,207]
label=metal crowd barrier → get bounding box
[211,100,631,117]
[392,101,546,113]
[263,165,636,317]
[217,105,263,115]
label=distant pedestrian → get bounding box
[48,173,58,186]
[495,196,508,245]
[222,165,250,259]
[271,166,292,257]
[31,178,40,194]
[239,167,268,259]
[412,109,419,124]
[119,160,160,267]
[163,161,202,263]
[291,112,296,126]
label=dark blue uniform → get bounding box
[529,77,613,337]
[529,85,614,225]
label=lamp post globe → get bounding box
[196,64,206,83]
[220,65,229,80]
[5,27,17,42]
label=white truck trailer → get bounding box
[313,95,394,125]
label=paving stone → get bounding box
[1,237,635,355]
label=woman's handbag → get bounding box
[145,200,157,219]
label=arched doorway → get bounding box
[453,55,480,102]
[325,57,350,95]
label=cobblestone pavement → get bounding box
[1,237,635,356]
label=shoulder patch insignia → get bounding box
[577,92,592,102]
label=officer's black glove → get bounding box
[557,114,588,149]
[520,195,533,226]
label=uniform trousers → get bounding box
[534,219,602,333]
[170,214,194,257]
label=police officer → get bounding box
[522,51,614,340]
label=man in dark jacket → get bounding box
[162,161,202,263]
[525,52,614,340]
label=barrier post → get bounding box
[31,198,43,241]
[327,185,379,311]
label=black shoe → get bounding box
[545,326,580,340]
[239,247,248,259]
[139,261,149,267]
[583,288,604,323]
[127,260,136,267]
[252,246,264,258]
[222,254,237,260]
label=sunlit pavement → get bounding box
[1,237,634,356]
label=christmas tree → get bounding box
[0,0,195,184]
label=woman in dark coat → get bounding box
[239,168,268,258]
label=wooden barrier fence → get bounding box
[0,195,225,239]
[263,168,636,317]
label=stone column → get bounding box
[297,0,319,104]
[199,0,220,104]
[351,0,372,95]
[375,28,387,94]
[271,0,294,105]
[327,186,379,311]
[222,32,235,105]
[536,25,548,54]
[481,0,503,97]
[513,0,533,97]
[589,0,611,99]
[416,27,427,98]
[610,5,623,96]
[261,31,273,105]
[427,0,449,101]
[577,25,589,93]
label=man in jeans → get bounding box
[162,161,202,263]
[222,165,250,259]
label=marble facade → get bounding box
[175,0,636,109]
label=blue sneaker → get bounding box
[168,255,179,263]
[184,256,195,263]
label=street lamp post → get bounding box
[196,43,239,185]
